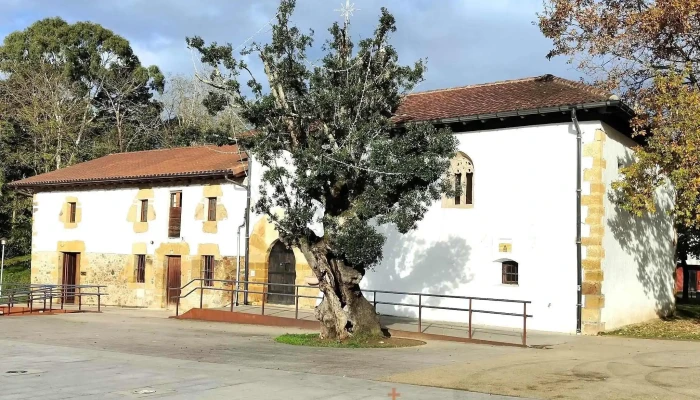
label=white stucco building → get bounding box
[10,75,676,334]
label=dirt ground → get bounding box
[1,308,698,399]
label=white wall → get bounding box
[248,120,674,333]
[358,121,602,333]
[600,123,675,329]
[249,121,602,333]
[33,181,248,256]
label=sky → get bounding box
[0,0,577,92]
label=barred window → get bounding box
[502,261,518,285]
[135,255,146,283]
[203,255,215,287]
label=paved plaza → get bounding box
[0,309,698,399]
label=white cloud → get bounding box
[1,0,575,90]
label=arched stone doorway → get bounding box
[267,241,296,305]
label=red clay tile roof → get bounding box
[395,74,612,123]
[9,75,612,189]
[9,145,248,188]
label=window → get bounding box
[502,261,518,285]
[135,255,146,283]
[203,255,215,287]
[168,191,182,238]
[454,173,462,205]
[465,172,473,205]
[140,200,148,223]
[68,202,77,223]
[443,152,474,208]
[207,197,217,221]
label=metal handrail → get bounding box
[0,284,108,316]
[169,278,534,346]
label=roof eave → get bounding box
[7,168,247,191]
[408,100,633,125]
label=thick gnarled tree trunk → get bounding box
[300,240,382,340]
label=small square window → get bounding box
[140,200,148,223]
[203,255,215,287]
[207,198,217,222]
[502,261,518,285]
[135,255,146,283]
[68,202,77,223]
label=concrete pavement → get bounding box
[0,340,524,400]
[0,308,699,399]
[0,309,528,400]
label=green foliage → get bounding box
[4,268,30,286]
[188,0,457,271]
[2,255,31,287]
[0,18,182,257]
[540,1,700,260]
[4,255,30,268]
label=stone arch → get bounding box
[442,151,474,208]
[266,240,297,305]
[247,215,317,307]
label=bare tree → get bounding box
[0,62,93,173]
[159,74,247,147]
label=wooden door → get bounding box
[167,256,182,306]
[62,253,78,304]
[267,241,296,305]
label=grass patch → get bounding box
[275,333,424,348]
[602,303,700,341]
[1,256,31,302]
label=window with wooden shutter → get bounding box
[68,202,77,223]
[135,255,146,283]
[168,191,182,238]
[502,261,518,285]
[203,255,215,287]
[207,197,217,221]
[140,200,148,223]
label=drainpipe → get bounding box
[225,160,252,307]
[571,108,583,334]
[235,221,245,306]
[243,160,252,305]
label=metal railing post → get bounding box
[295,286,299,320]
[175,290,180,317]
[78,287,82,311]
[262,284,267,315]
[523,302,527,347]
[468,298,473,339]
[231,281,238,312]
[61,285,65,310]
[373,291,377,312]
[97,287,101,312]
[43,290,47,311]
[418,294,422,333]
[199,279,204,309]
[49,289,53,312]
